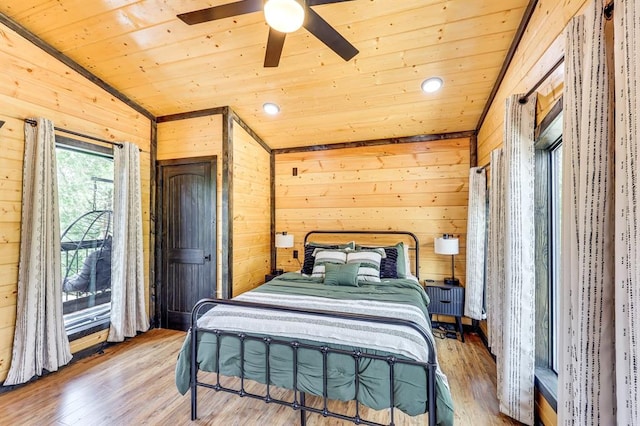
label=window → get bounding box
[533,103,562,407]
[548,141,562,372]
[56,138,114,336]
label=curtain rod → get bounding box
[519,1,614,104]
[24,118,124,148]
[518,55,565,104]
[604,0,614,20]
[476,163,490,173]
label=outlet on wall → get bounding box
[293,250,298,259]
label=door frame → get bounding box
[155,156,217,328]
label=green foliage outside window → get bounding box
[56,147,114,236]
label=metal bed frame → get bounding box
[188,230,438,425]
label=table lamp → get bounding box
[274,232,294,274]
[434,234,459,285]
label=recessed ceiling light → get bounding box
[263,102,280,115]
[421,77,443,93]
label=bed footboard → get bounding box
[188,298,439,425]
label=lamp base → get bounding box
[443,277,460,286]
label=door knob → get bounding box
[204,254,211,261]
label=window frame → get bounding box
[533,97,563,411]
[547,140,562,372]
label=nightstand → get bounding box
[265,271,284,282]
[424,281,465,342]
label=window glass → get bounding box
[549,142,562,372]
[56,143,114,334]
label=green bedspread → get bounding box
[175,273,454,425]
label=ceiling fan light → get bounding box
[264,0,305,33]
[421,77,443,93]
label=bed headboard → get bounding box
[303,230,420,280]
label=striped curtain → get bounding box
[486,148,504,356]
[107,142,149,342]
[483,94,537,424]
[613,1,640,422]
[464,167,486,320]
[4,118,72,386]
[499,94,537,425]
[560,1,640,423]
[559,15,585,425]
[559,2,616,424]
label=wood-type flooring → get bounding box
[0,328,522,425]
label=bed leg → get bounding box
[191,386,197,421]
[300,392,307,426]
[428,364,436,425]
[190,328,198,421]
[455,316,465,342]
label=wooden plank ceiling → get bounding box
[0,0,530,149]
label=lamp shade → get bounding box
[275,232,294,248]
[434,236,459,255]
[264,0,305,33]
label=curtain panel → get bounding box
[498,94,537,425]
[485,99,536,425]
[613,0,640,422]
[464,167,486,320]
[108,142,149,342]
[4,118,72,386]
[559,1,617,424]
[559,16,584,425]
[486,148,505,356]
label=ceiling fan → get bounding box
[177,0,359,67]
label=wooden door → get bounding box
[158,157,216,330]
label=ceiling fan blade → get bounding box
[303,7,358,62]
[264,28,287,67]
[177,0,262,25]
[308,0,355,5]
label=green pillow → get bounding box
[324,262,360,287]
[394,242,408,278]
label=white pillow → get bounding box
[346,249,384,282]
[311,250,347,278]
[403,242,412,277]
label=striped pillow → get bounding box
[311,250,348,278]
[347,249,384,282]
[358,246,398,278]
[302,241,354,275]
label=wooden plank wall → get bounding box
[274,138,470,282]
[156,115,223,296]
[231,123,271,297]
[0,21,152,381]
[536,389,558,426]
[476,0,587,165]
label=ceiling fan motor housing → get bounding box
[177,0,358,67]
[264,0,306,33]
